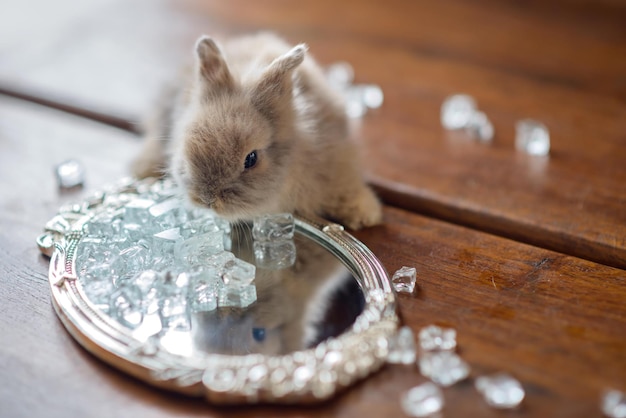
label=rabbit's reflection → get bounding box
[191,229,364,356]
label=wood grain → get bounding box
[1,0,624,268]
[0,97,624,417]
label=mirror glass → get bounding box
[39,177,397,404]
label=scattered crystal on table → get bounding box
[465,110,494,142]
[325,61,384,119]
[401,382,444,417]
[515,119,550,156]
[602,389,626,418]
[391,266,417,294]
[441,94,477,130]
[418,325,457,351]
[55,159,85,188]
[475,373,525,409]
[419,351,470,387]
[387,326,417,364]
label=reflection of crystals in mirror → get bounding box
[475,373,525,409]
[602,389,626,418]
[218,285,257,308]
[401,382,444,417]
[419,351,470,387]
[109,284,144,329]
[253,213,295,241]
[387,326,417,364]
[418,325,457,351]
[254,240,297,270]
[55,159,85,188]
[158,272,191,331]
[391,266,417,294]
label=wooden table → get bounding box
[1,1,624,417]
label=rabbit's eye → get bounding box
[244,150,258,169]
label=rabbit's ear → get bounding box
[252,44,307,122]
[194,36,235,95]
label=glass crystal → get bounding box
[174,231,225,267]
[475,373,525,409]
[419,351,470,387]
[152,228,182,255]
[220,258,256,287]
[253,240,296,269]
[149,198,185,230]
[218,284,257,308]
[55,159,85,188]
[157,272,191,331]
[401,382,444,417]
[188,267,220,312]
[603,389,626,418]
[465,110,494,142]
[391,266,417,294]
[179,217,221,239]
[361,84,384,109]
[441,94,477,130]
[109,284,144,329]
[515,119,550,156]
[123,198,154,225]
[81,272,115,312]
[118,269,161,314]
[204,251,236,269]
[110,244,150,284]
[86,211,122,237]
[253,213,295,241]
[325,61,354,89]
[343,87,368,119]
[387,326,417,364]
[418,325,457,351]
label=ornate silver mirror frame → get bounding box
[37,177,399,404]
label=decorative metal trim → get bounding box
[38,178,399,404]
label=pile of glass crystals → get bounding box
[75,180,257,333]
[325,61,384,119]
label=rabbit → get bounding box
[132,32,382,230]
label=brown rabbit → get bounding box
[133,32,382,230]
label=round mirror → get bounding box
[38,177,398,404]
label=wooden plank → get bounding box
[1,0,624,263]
[0,97,624,417]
